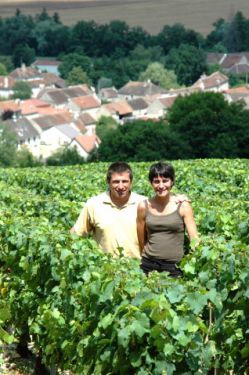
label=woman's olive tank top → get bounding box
[143,202,185,262]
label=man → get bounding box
[70,162,144,259]
[70,161,187,259]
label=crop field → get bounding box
[1,0,249,35]
[0,159,248,374]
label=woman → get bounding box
[137,162,199,277]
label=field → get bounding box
[0,159,248,374]
[1,0,249,35]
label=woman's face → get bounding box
[151,175,173,197]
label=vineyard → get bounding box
[0,159,248,374]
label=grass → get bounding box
[1,0,249,35]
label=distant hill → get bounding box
[1,0,249,35]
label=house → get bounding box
[223,86,249,104]
[98,87,118,102]
[147,96,177,119]
[192,71,229,92]
[37,84,93,108]
[68,94,101,116]
[127,98,149,118]
[19,99,65,118]
[118,81,167,100]
[207,52,249,74]
[0,76,15,99]
[39,124,81,159]
[5,117,40,156]
[32,59,60,76]
[76,112,97,135]
[0,100,21,120]
[9,64,42,82]
[100,100,133,123]
[31,112,73,132]
[69,134,101,160]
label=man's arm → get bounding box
[136,201,147,255]
[70,203,92,236]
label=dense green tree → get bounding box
[12,81,32,100]
[58,52,92,80]
[66,66,92,86]
[96,120,187,161]
[139,62,179,89]
[0,13,35,55]
[12,44,36,67]
[0,63,7,76]
[224,11,249,52]
[0,123,17,166]
[46,146,85,166]
[165,44,207,85]
[95,116,119,139]
[31,20,70,56]
[168,92,249,158]
[205,18,227,49]
[0,56,13,73]
[15,148,41,167]
[156,23,204,55]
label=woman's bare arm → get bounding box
[180,201,200,247]
[136,201,147,255]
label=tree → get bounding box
[95,116,119,139]
[156,23,204,54]
[0,62,7,76]
[96,120,187,161]
[58,52,92,80]
[167,92,249,158]
[46,146,85,166]
[67,66,92,86]
[12,81,32,100]
[165,44,207,86]
[12,44,36,67]
[139,62,179,89]
[15,148,41,167]
[0,123,17,166]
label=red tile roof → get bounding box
[74,134,100,153]
[71,95,100,110]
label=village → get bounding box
[1,52,249,161]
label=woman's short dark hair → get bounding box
[148,162,175,183]
[106,162,133,183]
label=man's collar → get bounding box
[102,191,136,207]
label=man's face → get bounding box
[109,172,132,202]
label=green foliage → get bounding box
[139,62,179,89]
[0,159,248,374]
[15,148,42,168]
[96,120,186,161]
[58,52,92,80]
[167,92,249,158]
[46,146,85,166]
[95,116,119,140]
[12,44,36,68]
[0,62,7,76]
[0,122,17,166]
[165,44,207,85]
[12,81,32,100]
[66,66,92,86]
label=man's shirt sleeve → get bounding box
[73,202,93,236]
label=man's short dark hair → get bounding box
[106,162,133,183]
[148,162,175,183]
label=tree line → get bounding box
[93,92,249,161]
[0,9,249,87]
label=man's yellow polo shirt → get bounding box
[73,192,145,259]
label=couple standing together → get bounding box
[71,161,199,277]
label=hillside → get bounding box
[1,0,249,35]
